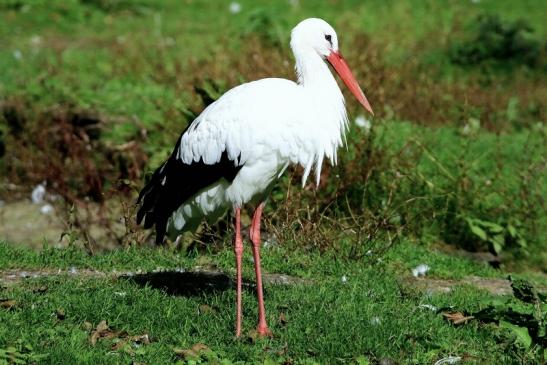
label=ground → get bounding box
[1,241,545,364]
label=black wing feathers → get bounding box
[137,133,241,244]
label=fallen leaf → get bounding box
[131,334,150,345]
[111,339,128,351]
[0,299,16,310]
[174,343,210,359]
[89,320,127,346]
[83,321,93,331]
[96,320,109,333]
[90,322,106,346]
[110,334,150,355]
[120,341,138,356]
[442,311,474,325]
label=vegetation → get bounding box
[0,0,545,363]
[0,241,545,364]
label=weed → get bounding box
[0,340,48,365]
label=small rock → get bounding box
[418,304,438,311]
[434,356,462,365]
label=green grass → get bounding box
[1,0,544,150]
[1,241,540,364]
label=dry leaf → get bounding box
[174,343,210,359]
[0,299,16,310]
[90,320,124,345]
[111,339,128,351]
[111,334,150,354]
[131,334,150,345]
[88,319,150,349]
[112,340,137,356]
[83,321,93,331]
[96,320,109,333]
[442,311,475,325]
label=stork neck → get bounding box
[294,49,341,95]
[293,48,347,135]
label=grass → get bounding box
[1,240,541,364]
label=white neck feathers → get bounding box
[291,46,349,186]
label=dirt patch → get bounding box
[0,199,129,251]
[405,275,547,296]
[0,268,311,289]
[0,201,66,249]
[3,267,543,296]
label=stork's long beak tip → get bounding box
[327,51,374,117]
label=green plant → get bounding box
[471,277,546,361]
[0,341,48,365]
[450,14,543,67]
[464,218,527,255]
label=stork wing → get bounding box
[136,125,242,244]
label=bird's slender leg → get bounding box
[249,202,272,337]
[233,207,244,338]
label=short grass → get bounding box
[0,241,542,364]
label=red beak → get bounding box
[327,51,374,116]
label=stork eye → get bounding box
[324,34,332,44]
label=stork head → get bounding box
[291,18,339,57]
[291,18,374,116]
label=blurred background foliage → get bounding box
[0,0,545,270]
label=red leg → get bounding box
[233,207,244,338]
[250,203,272,337]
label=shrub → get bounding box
[450,14,543,67]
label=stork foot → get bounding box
[256,325,273,338]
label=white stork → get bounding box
[137,18,374,338]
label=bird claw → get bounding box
[256,326,273,338]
